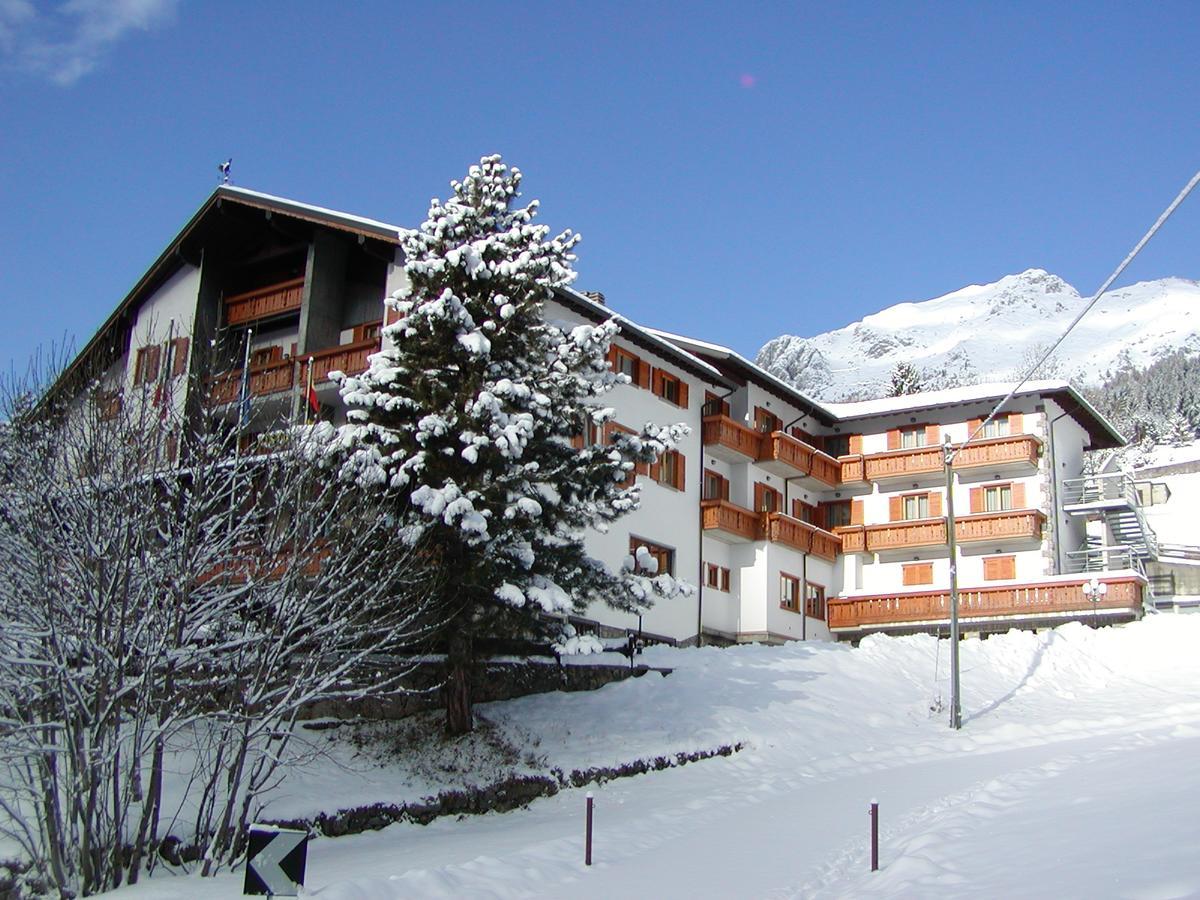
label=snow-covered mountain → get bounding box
[756,269,1200,400]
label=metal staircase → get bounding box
[1062,472,1159,565]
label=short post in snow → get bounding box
[585,792,594,866]
[869,799,879,872]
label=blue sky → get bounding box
[2,1,1199,371]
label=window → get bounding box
[653,449,686,490]
[899,425,927,449]
[981,417,1010,438]
[703,469,728,501]
[984,484,1013,512]
[249,345,281,368]
[705,563,731,592]
[793,500,818,525]
[903,562,934,586]
[754,407,782,434]
[133,345,161,386]
[805,583,826,620]
[824,500,853,529]
[608,345,650,388]
[353,320,384,343]
[616,349,637,380]
[168,337,189,377]
[902,493,930,520]
[653,370,688,408]
[630,537,674,576]
[755,482,782,513]
[824,434,851,457]
[983,555,1016,581]
[703,392,731,418]
[570,417,601,449]
[780,573,800,611]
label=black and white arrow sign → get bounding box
[243,824,308,896]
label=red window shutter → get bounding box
[606,344,619,372]
[849,434,863,454]
[570,433,585,450]
[889,496,903,521]
[929,491,943,517]
[851,499,864,525]
[969,487,984,514]
[1008,412,1023,434]
[925,424,940,445]
[636,460,650,476]
[652,368,664,397]
[887,429,900,450]
[678,380,689,409]
[674,452,686,490]
[649,455,662,482]
[1012,482,1026,509]
[637,360,651,388]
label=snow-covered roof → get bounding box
[552,288,728,384]
[217,185,405,243]
[645,328,839,424]
[826,380,1125,449]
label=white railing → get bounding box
[1061,472,1136,505]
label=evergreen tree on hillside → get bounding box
[887,360,924,396]
[328,156,688,734]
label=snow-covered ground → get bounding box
[89,616,1200,898]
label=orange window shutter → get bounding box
[887,429,900,450]
[791,498,803,519]
[637,360,651,388]
[721,475,730,500]
[1008,412,1023,434]
[649,455,662,482]
[636,460,650,476]
[889,496,903,521]
[1012,482,1026,509]
[848,434,863,454]
[929,491,943,517]
[969,417,982,434]
[925,424,940,445]
[1001,556,1016,579]
[754,482,766,511]
[606,344,619,372]
[570,433,585,450]
[652,368,664,396]
[678,380,689,409]
[851,499,864,525]
[674,452,686,490]
[172,338,189,376]
[721,398,731,417]
[969,487,984,514]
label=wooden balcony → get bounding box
[861,435,1041,485]
[224,277,305,326]
[310,338,379,381]
[839,454,867,485]
[955,509,1045,545]
[701,499,761,543]
[197,542,328,586]
[837,518,948,553]
[827,575,1144,634]
[757,432,840,487]
[763,512,840,561]
[702,415,763,463]
[207,358,295,405]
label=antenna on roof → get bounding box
[218,158,233,185]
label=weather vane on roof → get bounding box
[218,158,233,185]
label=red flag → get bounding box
[306,359,319,415]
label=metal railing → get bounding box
[1061,472,1137,506]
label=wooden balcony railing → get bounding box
[837,509,1046,553]
[861,435,1042,482]
[827,576,1143,630]
[310,338,379,381]
[207,358,295,405]
[701,499,762,541]
[224,277,305,327]
[702,415,763,459]
[839,454,866,484]
[759,432,840,486]
[763,512,840,561]
[955,509,1045,544]
[196,542,329,586]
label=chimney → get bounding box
[580,290,606,306]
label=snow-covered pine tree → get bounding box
[1165,412,1194,447]
[330,155,688,734]
[887,361,924,396]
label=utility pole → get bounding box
[943,436,961,730]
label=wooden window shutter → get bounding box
[887,429,900,450]
[925,424,940,445]
[1012,482,1026,509]
[969,487,984,514]
[649,454,662,482]
[605,344,619,371]
[929,491,943,517]
[171,338,189,376]
[721,568,730,591]
[570,433,585,450]
[673,452,686,490]
[754,482,767,512]
[889,496,903,521]
[636,459,650,476]
[851,499,864,525]
[791,498,803,519]
[984,556,1016,581]
[848,434,863,454]
[677,380,689,409]
[1008,412,1023,434]
[721,474,730,500]
[652,368,664,397]
[903,563,933,586]
[968,417,982,434]
[637,360,651,388]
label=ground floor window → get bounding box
[705,562,731,591]
[805,583,826,620]
[630,537,674,577]
[780,573,800,611]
